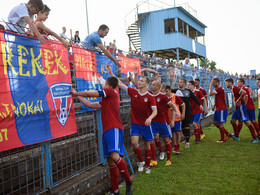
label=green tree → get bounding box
[209,60,216,71]
[199,58,210,69]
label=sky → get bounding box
[1,0,260,75]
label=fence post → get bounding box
[96,110,106,165]
[41,140,53,190]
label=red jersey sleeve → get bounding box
[201,88,207,96]
[233,86,241,94]
[214,87,223,94]
[127,87,135,97]
[103,88,113,98]
[199,91,205,100]
[176,96,184,106]
[149,95,156,107]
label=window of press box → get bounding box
[164,18,175,34]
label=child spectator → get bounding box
[34,5,69,48]
[6,0,46,44]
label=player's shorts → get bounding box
[103,128,124,158]
[130,123,154,141]
[258,109,260,120]
[172,121,182,132]
[213,110,228,123]
[231,104,249,122]
[182,112,192,129]
[200,112,205,120]
[247,110,256,121]
[191,113,202,124]
[151,122,172,138]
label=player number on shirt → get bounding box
[0,129,8,142]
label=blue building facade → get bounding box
[139,6,207,62]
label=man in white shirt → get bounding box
[6,0,46,44]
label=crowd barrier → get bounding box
[0,30,258,194]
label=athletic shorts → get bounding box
[213,110,228,123]
[151,122,172,138]
[200,112,205,120]
[172,121,182,132]
[191,113,202,124]
[231,104,249,122]
[247,110,256,121]
[103,128,124,158]
[130,123,154,141]
[258,109,260,120]
[182,113,192,128]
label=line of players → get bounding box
[70,66,260,195]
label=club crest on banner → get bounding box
[50,83,73,127]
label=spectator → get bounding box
[34,5,69,48]
[111,39,117,54]
[108,42,114,54]
[6,0,46,44]
[168,25,174,33]
[59,26,70,42]
[73,30,80,44]
[82,24,121,67]
[183,58,190,68]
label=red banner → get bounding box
[118,53,141,76]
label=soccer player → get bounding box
[165,86,185,154]
[225,78,258,143]
[257,78,260,128]
[70,77,133,195]
[236,79,260,139]
[194,78,208,139]
[150,80,179,166]
[107,65,157,174]
[172,78,202,148]
[209,78,230,142]
[187,80,207,144]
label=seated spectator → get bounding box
[6,0,46,44]
[34,5,69,48]
[59,26,70,42]
[73,30,80,44]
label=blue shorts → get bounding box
[151,122,172,138]
[247,110,256,121]
[102,128,124,158]
[214,110,228,123]
[131,123,154,141]
[258,109,260,120]
[200,112,205,120]
[172,121,182,132]
[191,113,202,124]
[231,104,249,122]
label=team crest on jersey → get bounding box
[157,98,160,102]
[50,83,73,127]
[135,95,137,98]
[144,98,148,102]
